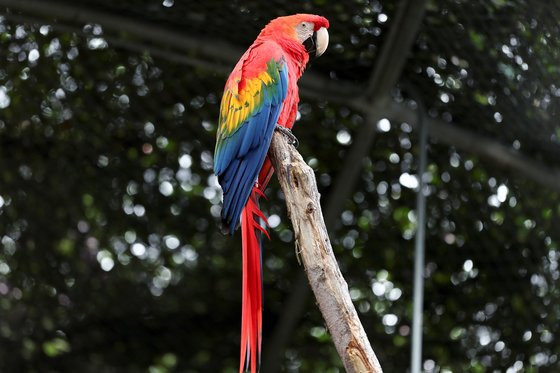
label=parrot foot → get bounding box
[275,125,299,148]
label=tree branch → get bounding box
[268,132,383,373]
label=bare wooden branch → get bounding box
[268,132,383,373]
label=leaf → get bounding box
[42,338,70,357]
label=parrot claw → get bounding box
[275,125,299,148]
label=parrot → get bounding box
[213,14,329,373]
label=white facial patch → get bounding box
[296,22,315,43]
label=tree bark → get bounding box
[268,132,383,373]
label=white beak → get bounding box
[315,27,329,57]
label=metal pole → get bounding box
[411,99,428,373]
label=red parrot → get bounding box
[213,14,329,373]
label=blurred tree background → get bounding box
[0,0,559,372]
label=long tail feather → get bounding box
[256,158,274,195]
[240,187,268,373]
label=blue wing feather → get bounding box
[215,58,289,234]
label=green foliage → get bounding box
[42,338,71,357]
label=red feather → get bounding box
[240,188,268,373]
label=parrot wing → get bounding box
[214,42,289,234]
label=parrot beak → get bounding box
[304,27,329,58]
[315,27,329,57]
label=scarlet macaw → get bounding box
[213,14,329,373]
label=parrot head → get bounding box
[259,14,330,58]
